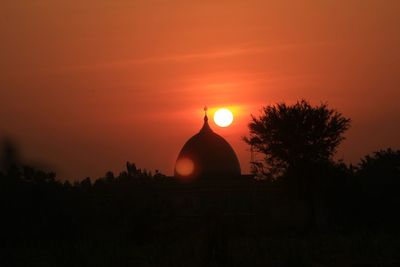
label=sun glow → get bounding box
[214,108,234,127]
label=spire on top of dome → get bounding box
[200,106,212,133]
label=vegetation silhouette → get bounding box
[1,101,399,267]
[244,100,351,229]
[244,100,351,180]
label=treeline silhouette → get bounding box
[1,139,399,266]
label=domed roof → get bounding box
[174,112,241,181]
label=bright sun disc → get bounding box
[214,108,234,127]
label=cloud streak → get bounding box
[56,41,335,73]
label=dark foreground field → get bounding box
[3,227,400,267]
[2,154,400,267]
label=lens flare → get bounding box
[175,158,194,176]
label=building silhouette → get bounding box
[174,108,241,181]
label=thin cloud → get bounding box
[55,40,336,73]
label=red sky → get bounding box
[1,0,400,180]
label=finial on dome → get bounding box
[204,106,208,122]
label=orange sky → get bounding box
[1,0,400,180]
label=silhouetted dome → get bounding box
[174,113,241,181]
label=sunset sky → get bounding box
[1,0,400,180]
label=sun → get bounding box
[214,108,234,127]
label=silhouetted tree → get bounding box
[80,177,92,190]
[105,171,115,182]
[0,138,21,178]
[356,148,400,196]
[244,100,351,229]
[244,100,351,180]
[126,161,137,176]
[355,148,400,228]
[357,148,400,188]
[153,169,167,180]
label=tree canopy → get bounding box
[244,100,351,179]
[357,148,400,193]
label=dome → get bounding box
[174,112,241,181]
